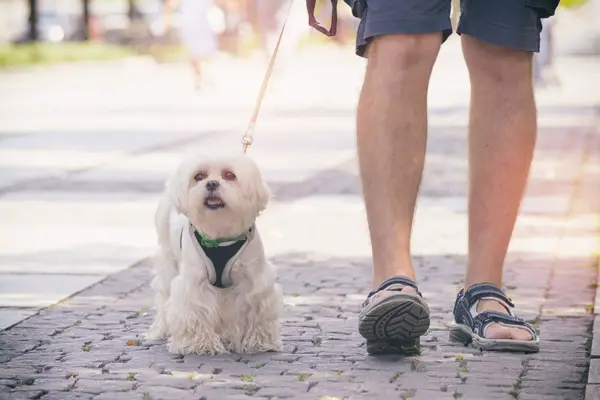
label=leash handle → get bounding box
[306,0,338,37]
[242,0,294,153]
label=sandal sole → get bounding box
[359,294,430,355]
[449,323,540,353]
[366,338,422,356]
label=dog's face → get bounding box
[167,152,270,238]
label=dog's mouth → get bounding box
[204,194,225,210]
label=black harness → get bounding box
[194,230,247,288]
[180,225,252,289]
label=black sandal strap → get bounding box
[453,283,515,327]
[462,283,515,308]
[367,276,423,299]
[472,311,537,339]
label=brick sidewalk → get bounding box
[1,112,598,399]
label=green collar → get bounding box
[193,230,248,249]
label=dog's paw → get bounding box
[229,337,282,354]
[261,339,283,353]
[145,323,169,340]
[145,330,167,341]
[168,336,227,356]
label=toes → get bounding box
[484,324,512,340]
[400,286,418,295]
[484,323,533,341]
[511,326,533,341]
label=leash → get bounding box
[241,0,295,153]
[240,0,338,153]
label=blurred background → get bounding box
[0,0,598,64]
[0,0,357,65]
[0,0,598,334]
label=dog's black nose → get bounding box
[205,180,220,191]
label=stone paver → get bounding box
[0,33,599,399]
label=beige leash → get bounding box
[241,0,295,153]
[240,0,338,153]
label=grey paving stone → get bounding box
[2,391,48,400]
[586,384,600,400]
[73,379,135,394]
[590,317,600,358]
[39,393,93,400]
[252,386,298,398]
[92,392,141,400]
[8,378,74,392]
[588,359,600,385]
[134,374,198,390]
[0,369,38,380]
[136,385,200,400]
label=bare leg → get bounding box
[192,58,201,89]
[462,35,536,341]
[356,33,441,289]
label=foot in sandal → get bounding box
[450,283,539,353]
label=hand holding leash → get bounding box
[306,0,338,37]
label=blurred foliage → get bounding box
[0,29,356,68]
[0,42,135,68]
[132,43,189,62]
[559,0,589,8]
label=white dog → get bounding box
[146,152,283,355]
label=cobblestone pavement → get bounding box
[1,40,600,399]
[1,119,599,400]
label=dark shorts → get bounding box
[353,0,544,57]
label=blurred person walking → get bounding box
[179,0,219,90]
[250,0,284,58]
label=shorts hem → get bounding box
[356,15,452,58]
[457,16,540,53]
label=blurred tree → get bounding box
[28,0,39,41]
[125,0,150,43]
[82,0,90,40]
[128,0,141,22]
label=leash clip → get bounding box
[241,123,255,153]
[241,133,254,153]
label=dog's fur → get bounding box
[146,152,283,355]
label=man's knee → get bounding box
[462,35,533,86]
[366,33,442,73]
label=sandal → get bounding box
[449,283,539,353]
[358,276,430,355]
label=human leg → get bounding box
[354,0,452,354]
[450,0,546,351]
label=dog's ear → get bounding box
[240,155,271,213]
[253,172,271,213]
[165,163,191,214]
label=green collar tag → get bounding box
[195,231,247,248]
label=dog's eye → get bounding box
[222,171,236,181]
[194,171,208,181]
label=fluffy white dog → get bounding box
[146,152,283,355]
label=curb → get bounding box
[586,250,600,400]
[583,121,600,400]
